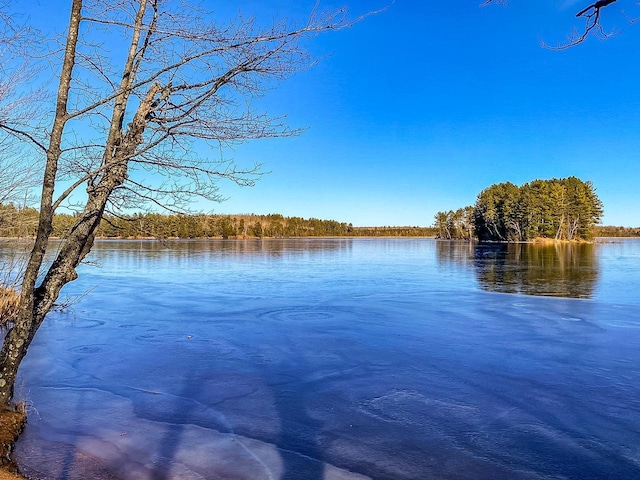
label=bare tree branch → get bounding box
[545,0,620,49]
[0,1,46,204]
[481,0,636,49]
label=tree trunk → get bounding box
[555,214,565,241]
[0,0,84,408]
[0,0,156,407]
[0,85,158,406]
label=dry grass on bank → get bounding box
[0,288,19,327]
[0,288,26,478]
[0,408,27,479]
[531,237,589,245]
[0,470,26,480]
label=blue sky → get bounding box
[208,0,640,227]
[22,1,640,227]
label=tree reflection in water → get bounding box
[436,240,599,298]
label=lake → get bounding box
[5,238,640,479]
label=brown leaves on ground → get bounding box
[0,408,26,478]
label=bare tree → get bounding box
[0,2,41,332]
[0,2,42,206]
[482,0,637,49]
[0,0,377,407]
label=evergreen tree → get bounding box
[471,177,603,242]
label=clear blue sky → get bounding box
[23,1,640,227]
[210,0,640,227]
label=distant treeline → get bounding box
[435,177,604,242]
[0,204,437,238]
[3,199,637,241]
[92,213,438,238]
[0,203,38,238]
[594,226,640,237]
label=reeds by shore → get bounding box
[0,287,19,327]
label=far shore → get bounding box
[3,235,640,242]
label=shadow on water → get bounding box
[16,388,119,480]
[146,369,326,480]
[150,373,204,480]
[269,375,325,480]
[57,389,88,480]
[436,240,600,298]
[133,357,327,480]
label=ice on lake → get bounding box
[4,238,640,479]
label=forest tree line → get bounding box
[0,205,438,239]
[3,199,638,241]
[435,177,604,242]
[593,226,640,237]
[1,174,633,241]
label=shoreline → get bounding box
[4,235,639,242]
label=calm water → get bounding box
[4,238,640,479]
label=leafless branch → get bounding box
[544,0,620,49]
[0,124,47,152]
[0,9,45,207]
[622,3,640,23]
[482,0,632,49]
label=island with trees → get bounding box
[434,177,604,242]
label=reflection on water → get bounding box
[86,238,355,272]
[436,240,599,298]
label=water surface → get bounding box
[6,238,640,479]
